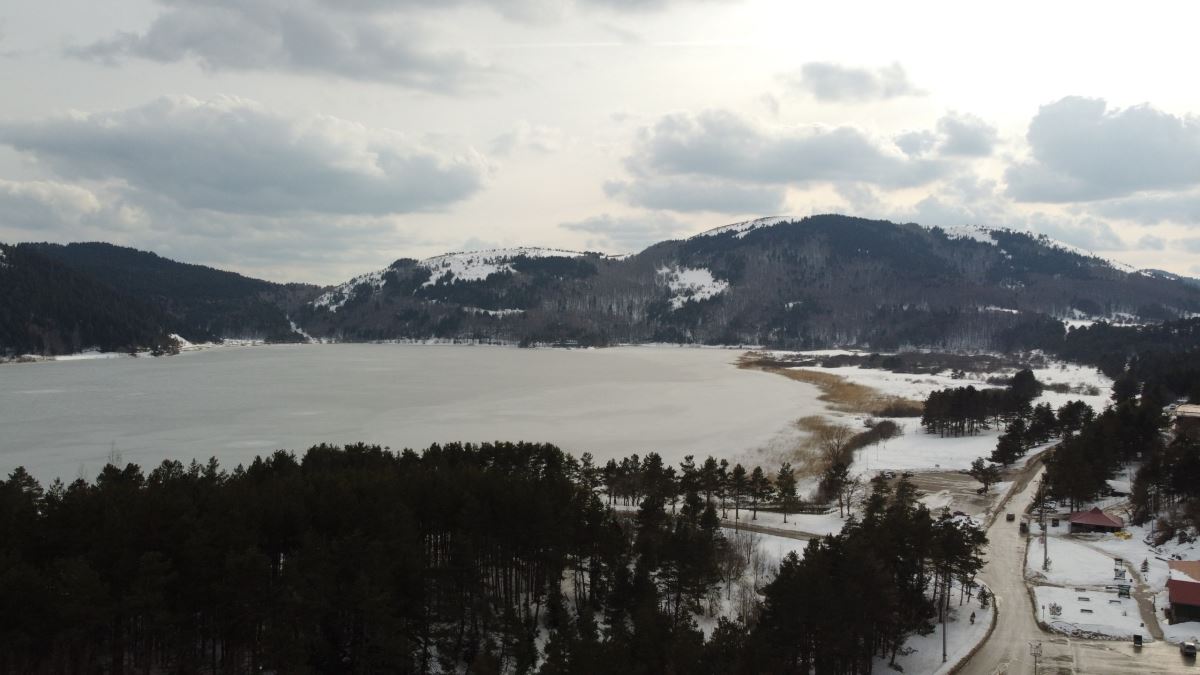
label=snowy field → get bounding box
[1034,585,1150,640]
[0,344,828,483]
[786,353,1112,475]
[1026,535,1126,586]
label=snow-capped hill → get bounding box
[420,247,585,287]
[312,267,389,312]
[936,224,998,246]
[1139,269,1200,288]
[692,216,797,240]
[657,266,729,310]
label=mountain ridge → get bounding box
[4,215,1199,355]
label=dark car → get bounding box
[1182,640,1197,657]
[1006,513,1015,522]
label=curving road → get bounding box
[959,467,1197,674]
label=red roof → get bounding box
[1169,579,1200,607]
[1068,507,1124,528]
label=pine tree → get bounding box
[775,463,798,524]
[748,466,771,520]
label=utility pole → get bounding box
[1030,641,1042,673]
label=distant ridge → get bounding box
[5,214,1200,355]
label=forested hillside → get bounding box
[302,215,1200,350]
[29,243,316,343]
[0,244,176,356]
[7,215,1200,355]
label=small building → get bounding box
[1167,561,1200,624]
[1068,507,1124,533]
[1176,404,1200,439]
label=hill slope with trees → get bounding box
[6,215,1200,355]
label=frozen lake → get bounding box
[0,344,825,482]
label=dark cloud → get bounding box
[70,0,722,87]
[935,112,997,157]
[70,2,490,92]
[604,176,786,214]
[623,109,948,189]
[1006,96,1200,202]
[0,95,487,217]
[783,62,921,103]
[559,212,691,252]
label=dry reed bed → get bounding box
[737,352,924,418]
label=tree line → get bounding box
[921,369,1042,437]
[0,442,986,674]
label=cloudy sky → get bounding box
[2,0,1199,283]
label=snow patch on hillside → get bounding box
[312,268,389,312]
[657,266,729,310]
[939,224,997,245]
[693,216,796,239]
[420,247,585,287]
[461,307,525,317]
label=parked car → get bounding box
[1006,513,1016,522]
[1181,640,1197,657]
[1133,634,1143,648]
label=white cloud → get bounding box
[1006,96,1200,202]
[935,112,997,157]
[615,110,949,202]
[783,62,921,103]
[0,95,489,217]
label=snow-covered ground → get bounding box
[1026,536,1126,586]
[717,508,850,538]
[1164,621,1200,644]
[782,353,1112,475]
[1036,523,1200,592]
[657,266,729,310]
[876,583,994,675]
[1034,585,1150,640]
[421,247,585,287]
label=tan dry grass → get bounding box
[738,353,924,418]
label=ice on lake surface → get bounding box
[0,344,825,482]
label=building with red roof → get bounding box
[1067,507,1124,533]
[1168,561,1200,624]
